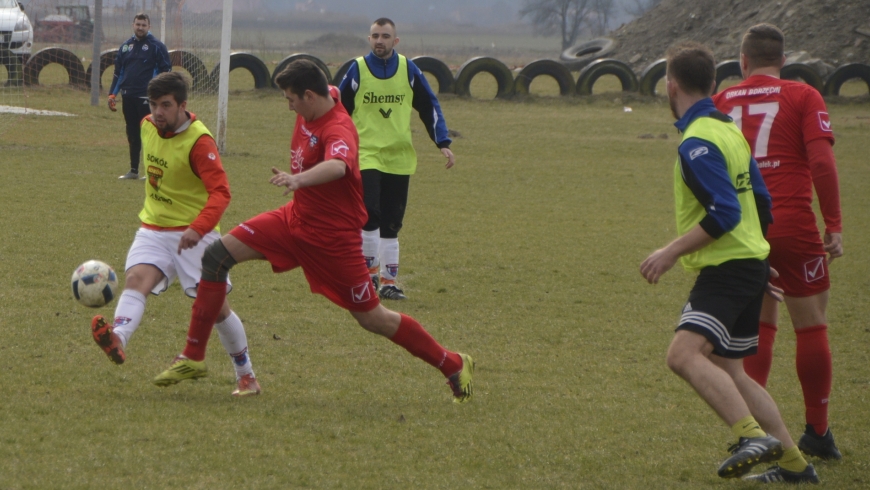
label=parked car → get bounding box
[0,0,33,58]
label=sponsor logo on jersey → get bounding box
[818,112,832,132]
[804,257,825,283]
[149,192,173,205]
[147,165,164,191]
[689,146,709,160]
[208,152,216,160]
[362,92,405,105]
[238,223,255,234]
[122,44,131,53]
[291,147,305,172]
[147,153,169,168]
[331,140,349,158]
[757,160,781,169]
[735,171,752,193]
[351,282,372,303]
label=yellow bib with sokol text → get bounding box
[139,119,217,230]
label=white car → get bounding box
[0,0,33,57]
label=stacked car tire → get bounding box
[15,47,870,98]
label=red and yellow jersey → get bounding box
[285,86,367,235]
[712,75,839,238]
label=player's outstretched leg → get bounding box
[352,307,473,403]
[91,315,126,365]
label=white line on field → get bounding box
[0,106,77,117]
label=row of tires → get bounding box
[5,47,870,98]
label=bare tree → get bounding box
[588,0,614,36]
[624,0,662,17]
[519,0,595,50]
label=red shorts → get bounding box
[229,205,380,312]
[767,234,829,298]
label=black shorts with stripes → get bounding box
[676,258,769,359]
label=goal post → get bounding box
[216,0,232,153]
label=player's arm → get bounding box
[108,47,125,110]
[180,135,231,252]
[640,139,739,283]
[155,40,172,74]
[748,156,773,236]
[270,159,346,195]
[807,138,843,259]
[679,138,743,238]
[409,60,454,168]
[337,61,361,116]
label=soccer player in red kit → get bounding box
[713,23,843,462]
[152,60,474,403]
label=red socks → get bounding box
[796,325,832,436]
[744,321,778,387]
[389,313,462,377]
[181,279,226,361]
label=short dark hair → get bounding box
[741,23,784,69]
[666,41,716,97]
[148,71,189,104]
[373,17,395,28]
[275,60,329,97]
[134,13,150,24]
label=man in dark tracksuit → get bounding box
[108,13,171,180]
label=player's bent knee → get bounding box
[201,239,237,283]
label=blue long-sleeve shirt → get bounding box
[675,98,773,238]
[109,32,171,97]
[338,50,452,149]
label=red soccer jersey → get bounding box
[712,75,838,238]
[285,86,367,234]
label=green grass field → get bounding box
[1,82,869,488]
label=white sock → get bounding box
[362,229,380,271]
[215,310,254,378]
[379,238,399,281]
[111,289,147,347]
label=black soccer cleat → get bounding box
[718,434,783,478]
[798,424,842,460]
[743,463,820,484]
[379,284,407,300]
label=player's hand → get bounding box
[823,232,843,263]
[765,266,784,302]
[640,247,678,284]
[441,147,455,169]
[178,228,203,254]
[108,95,117,112]
[270,167,299,195]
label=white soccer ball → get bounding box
[71,260,119,308]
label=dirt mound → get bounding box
[610,0,870,73]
